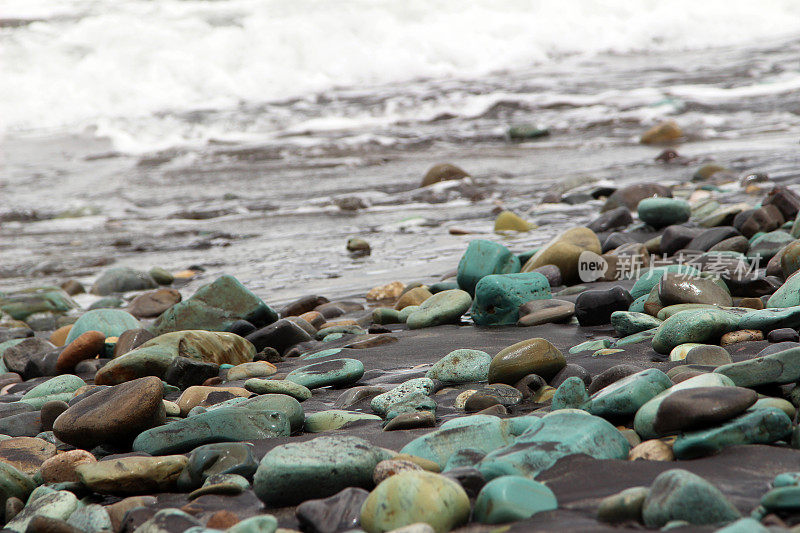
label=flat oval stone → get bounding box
[517,299,574,327]
[53,376,165,450]
[610,311,662,336]
[359,471,470,533]
[473,475,557,524]
[652,386,757,435]
[19,375,86,409]
[739,306,800,331]
[0,437,55,475]
[652,309,740,354]
[425,349,491,383]
[658,274,732,307]
[714,346,800,387]
[5,489,78,533]
[296,487,369,533]
[40,450,96,483]
[254,435,390,506]
[304,410,382,433]
[638,198,691,228]
[406,289,472,329]
[286,358,365,389]
[685,345,732,366]
[244,378,311,401]
[488,338,565,385]
[588,369,672,419]
[672,407,792,459]
[126,288,181,319]
[76,455,188,494]
[55,331,105,374]
[225,361,277,381]
[642,469,740,527]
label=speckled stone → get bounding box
[642,469,740,527]
[371,378,435,417]
[304,410,382,432]
[471,272,551,326]
[76,455,188,494]
[286,358,365,389]
[406,289,472,329]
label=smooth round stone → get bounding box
[521,227,602,284]
[133,406,289,455]
[610,311,662,337]
[371,378,435,417]
[0,462,35,516]
[394,287,433,311]
[588,369,672,419]
[188,472,249,499]
[40,401,69,432]
[638,198,691,228]
[629,439,674,461]
[752,397,796,418]
[5,489,78,533]
[295,487,368,533]
[64,309,140,346]
[254,435,390,506]
[383,410,436,431]
[127,288,181,319]
[176,385,252,415]
[714,345,800,387]
[40,450,96,483]
[642,469,740,527]
[360,471,470,533]
[456,240,520,296]
[630,265,701,300]
[517,299,574,327]
[20,375,87,409]
[244,378,311,401]
[575,287,633,326]
[769,272,800,308]
[385,393,437,421]
[494,210,532,232]
[684,345,732,366]
[473,475,557,524]
[768,328,800,343]
[471,272,551,326]
[55,331,105,374]
[286,358,365,389]
[77,455,188,494]
[658,274,733,307]
[720,329,763,345]
[0,437,55,475]
[406,290,472,329]
[740,306,800,331]
[672,407,792,460]
[488,338,565,385]
[425,349,491,384]
[651,386,757,436]
[550,377,589,411]
[53,376,165,450]
[304,410,382,432]
[748,230,794,261]
[225,361,277,381]
[652,309,740,354]
[597,486,649,524]
[668,343,704,362]
[226,515,278,533]
[91,267,157,296]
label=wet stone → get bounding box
[286,358,365,389]
[588,368,672,419]
[488,338,565,385]
[295,487,369,533]
[517,299,574,327]
[575,286,633,327]
[652,386,757,435]
[471,272,551,326]
[177,442,258,491]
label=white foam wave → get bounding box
[4,0,800,147]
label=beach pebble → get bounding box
[642,469,740,527]
[473,475,557,524]
[40,450,96,483]
[126,288,181,318]
[472,272,551,326]
[304,410,381,432]
[684,345,732,366]
[20,374,86,409]
[488,338,565,385]
[597,486,649,524]
[456,240,520,296]
[244,378,311,401]
[0,437,55,475]
[517,299,574,327]
[246,318,313,353]
[588,369,672,419]
[640,120,682,144]
[420,163,468,187]
[521,227,601,284]
[64,309,140,345]
[425,349,491,383]
[551,377,589,411]
[383,410,436,431]
[629,439,674,461]
[360,471,470,533]
[286,358,365,389]
[225,361,276,381]
[659,273,732,307]
[652,309,740,354]
[371,378,435,417]
[637,197,691,228]
[91,267,157,296]
[5,489,78,533]
[295,487,368,533]
[406,289,471,329]
[55,330,105,373]
[768,328,800,343]
[373,459,423,484]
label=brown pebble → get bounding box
[5,496,23,522]
[394,287,432,310]
[176,386,252,416]
[60,280,85,296]
[49,325,73,347]
[203,377,223,387]
[298,311,325,329]
[206,510,239,529]
[720,329,763,346]
[114,328,155,358]
[319,319,358,330]
[105,496,157,532]
[366,281,405,301]
[372,459,423,485]
[629,440,674,461]
[739,297,765,310]
[40,400,70,432]
[40,449,97,483]
[0,437,56,475]
[383,411,436,431]
[671,370,706,384]
[392,454,441,472]
[55,330,105,373]
[26,516,84,533]
[475,404,508,416]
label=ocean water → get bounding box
[2,1,800,302]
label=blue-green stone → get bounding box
[471,272,551,326]
[456,240,520,296]
[473,475,558,524]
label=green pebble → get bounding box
[473,475,557,524]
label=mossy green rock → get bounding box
[473,475,557,524]
[672,407,792,459]
[551,377,589,411]
[768,271,800,308]
[286,358,365,389]
[471,272,551,326]
[360,471,470,533]
[714,346,800,387]
[406,289,472,329]
[95,330,254,385]
[488,338,565,384]
[425,349,491,383]
[588,369,672,418]
[0,462,35,521]
[371,378,434,417]
[642,469,740,527]
[304,410,382,432]
[637,197,691,228]
[254,435,390,506]
[651,309,740,354]
[133,407,290,455]
[478,411,630,480]
[400,414,542,469]
[151,275,278,335]
[610,311,662,336]
[0,287,78,321]
[91,267,157,296]
[65,308,140,345]
[630,265,701,300]
[244,378,311,401]
[456,240,520,296]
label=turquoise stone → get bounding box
[425,349,491,383]
[207,394,304,433]
[569,339,611,353]
[773,472,800,488]
[628,294,648,313]
[151,275,278,335]
[304,410,382,432]
[406,289,472,329]
[299,347,343,360]
[384,393,437,422]
[471,272,551,326]
[637,197,691,228]
[132,407,290,455]
[429,280,459,293]
[254,435,390,506]
[768,272,800,308]
[747,230,794,261]
[613,328,657,347]
[478,411,630,480]
[714,346,800,387]
[550,377,589,411]
[633,373,735,439]
[19,375,85,408]
[372,308,405,324]
[456,240,520,296]
[761,486,800,511]
[715,518,770,533]
[65,308,140,345]
[371,378,434,417]
[401,414,542,469]
[630,265,701,300]
[88,296,124,310]
[672,407,792,459]
[227,515,278,533]
[651,309,740,354]
[285,358,365,389]
[473,475,558,524]
[588,369,672,418]
[0,462,35,518]
[0,287,77,321]
[244,378,311,401]
[642,469,740,527]
[610,311,662,336]
[739,306,800,331]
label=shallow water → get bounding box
[2,3,800,304]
